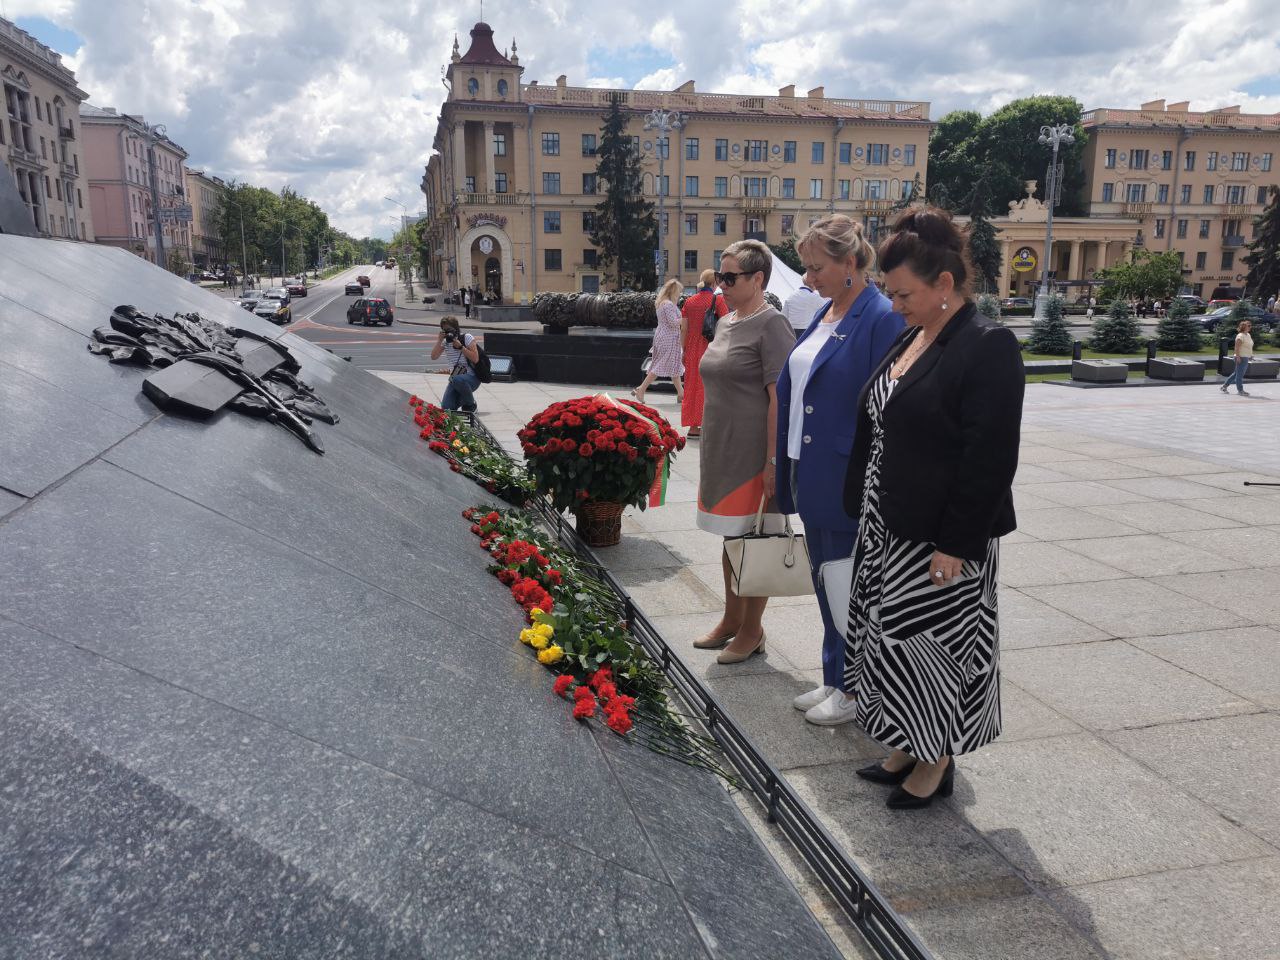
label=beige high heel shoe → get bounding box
[716,632,766,664]
[693,630,735,649]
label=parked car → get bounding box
[1001,297,1034,309]
[253,288,292,325]
[344,282,364,295]
[375,260,383,267]
[286,280,307,298]
[357,274,372,287]
[1193,304,1277,333]
[1207,298,1236,311]
[235,290,265,311]
[1176,294,1206,310]
[346,297,394,326]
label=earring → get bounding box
[941,298,949,312]
[845,276,853,288]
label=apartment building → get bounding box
[1,16,92,241]
[80,104,192,268]
[186,168,227,270]
[1083,99,1280,298]
[421,21,931,301]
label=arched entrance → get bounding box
[457,222,515,302]
[484,257,501,301]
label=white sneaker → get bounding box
[793,685,835,712]
[805,690,859,726]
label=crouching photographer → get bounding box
[431,316,482,412]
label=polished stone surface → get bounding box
[0,237,838,959]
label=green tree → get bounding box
[963,174,1001,293]
[929,96,1089,217]
[1096,249,1184,302]
[1090,297,1142,353]
[1217,301,1268,348]
[769,238,802,273]
[167,249,190,277]
[590,94,657,290]
[1155,297,1202,351]
[1027,293,1072,354]
[1244,184,1280,303]
[893,172,924,211]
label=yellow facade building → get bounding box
[421,21,932,302]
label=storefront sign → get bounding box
[1012,247,1038,273]
[467,213,507,229]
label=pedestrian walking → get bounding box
[1267,294,1276,314]
[843,205,1025,809]
[462,287,472,319]
[693,240,795,663]
[775,215,903,726]
[679,269,727,437]
[1220,319,1254,396]
[633,279,685,404]
[430,316,482,412]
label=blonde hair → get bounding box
[698,268,716,290]
[796,214,875,272]
[657,278,682,305]
[720,239,772,286]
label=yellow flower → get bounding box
[533,622,555,640]
[460,446,470,454]
[452,439,463,449]
[529,607,545,619]
[530,632,550,651]
[537,644,564,665]
[519,628,536,645]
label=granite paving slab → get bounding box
[1022,577,1249,637]
[1152,567,1280,626]
[996,541,1128,588]
[1082,498,1243,532]
[1130,625,1280,708]
[904,895,1108,960]
[0,489,23,519]
[1057,532,1247,576]
[1036,457,1157,481]
[1169,493,1280,525]
[1011,505,1144,542]
[1021,480,1154,508]
[998,588,1113,649]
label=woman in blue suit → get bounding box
[775,215,903,725]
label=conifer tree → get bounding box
[589,95,657,290]
[1027,293,1072,354]
[1244,185,1280,304]
[1155,297,1203,351]
[1090,297,1143,353]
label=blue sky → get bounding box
[7,0,1279,240]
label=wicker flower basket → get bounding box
[575,499,624,547]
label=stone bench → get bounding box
[1148,357,1205,381]
[1072,359,1128,383]
[1221,357,1280,379]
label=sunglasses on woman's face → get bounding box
[715,270,759,287]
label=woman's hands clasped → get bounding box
[928,550,964,586]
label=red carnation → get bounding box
[450,463,461,472]
[469,523,482,535]
[578,443,594,458]
[545,568,562,586]
[496,569,517,586]
[597,681,618,701]
[605,710,632,735]
[553,675,575,698]
[573,684,595,701]
[485,512,500,523]
[573,696,596,720]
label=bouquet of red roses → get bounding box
[517,394,684,512]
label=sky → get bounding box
[6,0,1280,240]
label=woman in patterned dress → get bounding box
[633,278,684,404]
[841,206,1024,809]
[679,270,727,437]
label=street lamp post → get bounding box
[141,120,168,269]
[643,108,685,284]
[1035,122,1075,317]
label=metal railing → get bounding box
[464,413,934,960]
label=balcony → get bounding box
[59,160,76,178]
[459,191,528,206]
[1225,203,1254,217]
[1222,235,1245,248]
[738,195,776,215]
[860,198,895,213]
[744,230,768,243]
[1121,201,1153,216]
[58,122,74,140]
[7,143,44,168]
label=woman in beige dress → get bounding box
[693,240,796,663]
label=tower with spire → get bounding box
[445,20,523,103]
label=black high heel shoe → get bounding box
[886,758,954,810]
[855,759,916,786]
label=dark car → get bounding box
[235,290,265,312]
[344,282,363,296]
[357,275,372,287]
[1195,304,1276,334]
[1001,297,1034,309]
[346,297,394,326]
[286,280,307,298]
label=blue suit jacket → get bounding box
[775,285,904,531]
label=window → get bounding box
[544,249,562,271]
[1105,148,1117,168]
[867,143,889,165]
[657,137,669,159]
[497,79,509,97]
[1260,186,1270,205]
[1231,152,1249,172]
[684,250,698,270]
[40,137,46,159]
[464,175,475,193]
[744,176,766,197]
[542,172,560,194]
[865,216,887,242]
[1221,251,1234,270]
[657,175,669,196]
[1180,184,1191,204]
[582,211,596,232]
[1177,218,1188,238]
[1101,182,1115,203]
[838,142,851,164]
[1226,184,1246,204]
[1161,150,1173,170]
[1195,251,1207,269]
[583,248,598,267]
[1126,183,1146,202]
[685,213,697,234]
[713,214,727,235]
[582,172,597,194]
[1203,185,1215,204]
[542,132,560,155]
[713,250,723,270]
[782,178,795,199]
[660,211,669,236]
[745,216,763,236]
[685,137,699,160]
[811,142,824,164]
[493,133,507,156]
[1262,153,1273,172]
[685,175,699,196]
[1199,219,1210,238]
[1154,218,1165,239]
[715,138,728,161]
[76,188,82,209]
[809,178,823,199]
[629,135,641,155]
[467,77,479,96]
[783,140,796,163]
[781,214,794,235]
[746,139,767,162]
[838,179,851,199]
[714,176,728,198]
[1183,150,1196,171]
[494,172,508,193]
[1157,184,1169,203]
[1129,149,1148,170]
[902,178,916,200]
[581,133,596,157]
[863,179,887,199]
[1207,152,1218,172]
[543,211,561,233]
[904,144,916,166]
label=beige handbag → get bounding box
[724,496,814,597]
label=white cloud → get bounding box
[13,0,1280,239]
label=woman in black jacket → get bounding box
[842,206,1024,810]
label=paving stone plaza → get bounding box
[390,369,1280,960]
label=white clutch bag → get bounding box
[724,496,813,597]
[819,556,857,637]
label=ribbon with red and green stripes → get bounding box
[596,393,671,507]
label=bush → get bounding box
[1090,298,1143,353]
[1027,295,1073,355]
[1217,301,1270,348]
[976,293,1002,325]
[1155,298,1203,351]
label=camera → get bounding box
[443,330,458,345]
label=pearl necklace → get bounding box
[727,301,769,326]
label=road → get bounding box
[283,264,443,373]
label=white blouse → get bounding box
[786,322,836,460]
